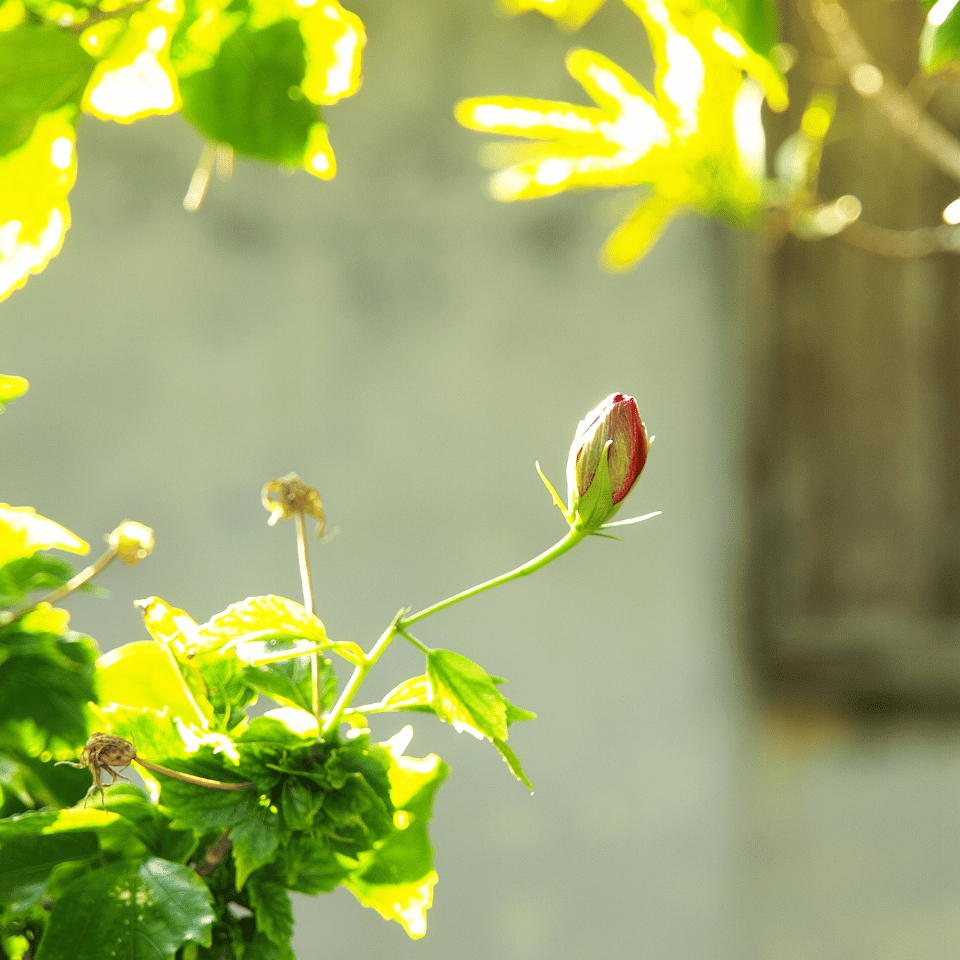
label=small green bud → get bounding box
[108,521,155,565]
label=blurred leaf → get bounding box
[177,20,325,167]
[921,0,960,73]
[0,374,28,411]
[0,807,131,911]
[0,554,101,608]
[0,104,78,302]
[81,1,182,123]
[279,833,347,894]
[457,1,788,269]
[0,627,97,754]
[0,505,88,570]
[35,857,215,959]
[245,874,293,946]
[0,25,93,155]
[102,784,197,864]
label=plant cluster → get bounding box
[0,382,655,959]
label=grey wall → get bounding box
[6,2,960,958]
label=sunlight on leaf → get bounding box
[96,641,210,727]
[497,0,608,31]
[0,105,78,302]
[0,374,28,411]
[0,504,88,569]
[82,1,184,123]
[457,0,787,269]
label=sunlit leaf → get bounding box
[35,857,215,959]
[492,737,534,791]
[458,0,788,268]
[176,19,323,168]
[497,0,608,31]
[353,675,435,715]
[96,640,211,727]
[921,0,960,73]
[81,0,183,123]
[0,505,88,570]
[341,727,448,939]
[0,104,78,302]
[201,595,327,650]
[0,374,28,411]
[299,0,364,105]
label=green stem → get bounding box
[1,547,118,626]
[401,527,584,628]
[294,512,322,725]
[320,614,401,735]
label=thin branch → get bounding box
[840,218,960,257]
[812,0,960,184]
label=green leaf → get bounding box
[231,809,283,889]
[341,736,448,939]
[245,875,293,946]
[241,652,337,712]
[689,0,780,56]
[0,807,136,910]
[354,675,436,715]
[101,784,197,864]
[492,737,534,792]
[34,857,215,960]
[177,19,320,166]
[0,817,98,911]
[279,834,348,894]
[0,102,77,302]
[921,1,960,73]
[426,649,508,741]
[0,554,100,608]
[0,25,93,156]
[0,630,97,753]
[280,778,313,831]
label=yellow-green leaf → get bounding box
[0,504,88,569]
[0,104,78,302]
[0,374,28,410]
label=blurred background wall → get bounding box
[5,0,960,958]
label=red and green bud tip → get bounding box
[566,393,648,532]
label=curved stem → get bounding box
[136,757,254,791]
[401,527,584,628]
[1,547,117,625]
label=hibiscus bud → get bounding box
[108,521,155,565]
[566,393,648,531]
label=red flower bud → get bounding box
[566,393,648,530]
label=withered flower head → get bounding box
[262,473,326,537]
